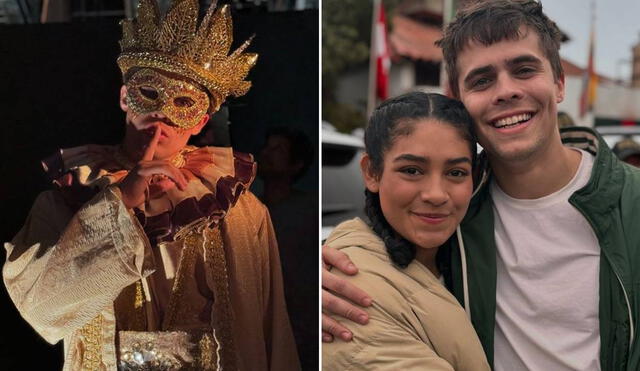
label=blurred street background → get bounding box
[322,0,640,236]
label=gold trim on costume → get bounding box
[203,225,237,371]
[114,281,148,332]
[163,222,236,370]
[78,314,104,370]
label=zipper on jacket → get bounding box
[570,195,634,351]
[564,133,635,355]
[610,257,635,349]
[457,168,491,318]
[456,226,471,319]
[597,241,635,350]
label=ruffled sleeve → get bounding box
[3,186,153,344]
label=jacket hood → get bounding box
[326,218,446,285]
[325,218,388,258]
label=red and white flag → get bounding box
[367,0,390,116]
[374,1,390,101]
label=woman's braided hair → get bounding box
[363,92,476,268]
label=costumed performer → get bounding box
[3,0,300,370]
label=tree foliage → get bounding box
[322,0,403,132]
[322,0,372,86]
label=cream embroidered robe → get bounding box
[3,145,300,371]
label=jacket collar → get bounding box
[466,126,623,217]
[561,126,624,216]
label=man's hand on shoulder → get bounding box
[322,245,373,342]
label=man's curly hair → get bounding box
[436,0,564,98]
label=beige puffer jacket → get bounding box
[322,218,490,371]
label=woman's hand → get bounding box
[322,245,374,342]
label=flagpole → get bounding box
[579,0,596,126]
[588,0,597,127]
[367,0,381,120]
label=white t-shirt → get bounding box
[491,149,601,371]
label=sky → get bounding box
[541,0,640,81]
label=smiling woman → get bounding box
[363,119,473,273]
[322,92,489,370]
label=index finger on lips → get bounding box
[142,127,161,161]
[322,271,372,318]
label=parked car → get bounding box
[594,125,640,149]
[322,123,366,240]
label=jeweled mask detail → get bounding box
[117,0,258,114]
[126,68,210,129]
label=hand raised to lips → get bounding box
[117,127,188,208]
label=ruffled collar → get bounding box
[42,144,256,245]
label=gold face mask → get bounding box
[125,68,211,129]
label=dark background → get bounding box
[0,9,318,370]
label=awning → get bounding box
[389,14,443,62]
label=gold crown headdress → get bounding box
[117,0,257,112]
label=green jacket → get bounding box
[445,127,640,370]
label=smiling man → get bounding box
[321,1,640,370]
[3,0,299,369]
